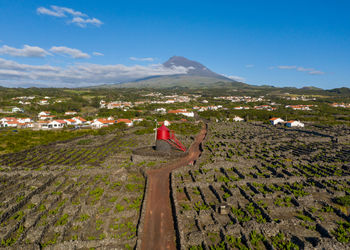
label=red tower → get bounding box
[156,124,186,152]
[156,124,170,140]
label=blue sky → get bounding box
[0,0,349,88]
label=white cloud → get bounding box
[0,58,59,72]
[245,64,254,68]
[308,70,325,75]
[0,58,190,87]
[37,6,66,17]
[129,57,155,62]
[275,65,324,75]
[50,46,90,59]
[93,52,104,56]
[0,45,50,58]
[37,5,102,28]
[223,74,246,82]
[71,17,103,28]
[278,65,297,70]
[51,6,86,17]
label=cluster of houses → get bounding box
[285,105,315,111]
[193,105,223,112]
[160,95,192,103]
[167,109,195,117]
[214,95,266,103]
[254,105,277,111]
[100,101,133,110]
[99,95,197,111]
[0,110,143,130]
[154,108,196,117]
[269,117,305,127]
[0,117,34,128]
[330,103,350,108]
[0,115,87,129]
[282,95,316,101]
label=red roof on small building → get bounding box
[117,119,132,123]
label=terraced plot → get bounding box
[172,122,350,249]
[0,130,152,249]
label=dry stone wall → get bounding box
[172,122,350,249]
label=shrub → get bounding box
[77,139,93,145]
[335,195,350,206]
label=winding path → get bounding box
[141,123,207,250]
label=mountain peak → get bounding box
[163,56,233,81]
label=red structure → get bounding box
[157,124,170,140]
[156,125,186,152]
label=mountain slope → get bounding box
[115,75,247,89]
[163,56,231,80]
[113,56,241,88]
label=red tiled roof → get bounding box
[74,117,86,122]
[96,119,115,124]
[53,120,67,124]
[117,119,132,123]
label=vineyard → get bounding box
[172,122,350,249]
[0,130,153,249]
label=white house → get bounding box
[17,118,32,123]
[91,119,115,129]
[39,115,55,121]
[1,121,18,128]
[158,120,171,126]
[0,117,17,123]
[182,111,194,117]
[132,118,144,123]
[155,108,167,113]
[233,116,244,122]
[12,107,24,113]
[164,120,171,126]
[24,122,34,128]
[107,103,123,109]
[286,120,304,128]
[269,117,284,125]
[72,117,87,125]
[37,121,49,129]
[100,100,106,108]
[64,119,77,125]
[65,111,77,116]
[39,99,49,105]
[48,120,66,129]
[168,109,195,118]
[117,119,133,127]
[165,99,175,104]
[38,111,51,117]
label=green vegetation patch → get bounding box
[334,195,350,206]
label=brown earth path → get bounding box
[141,123,207,250]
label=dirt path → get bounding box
[141,123,207,250]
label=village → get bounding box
[0,91,325,130]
